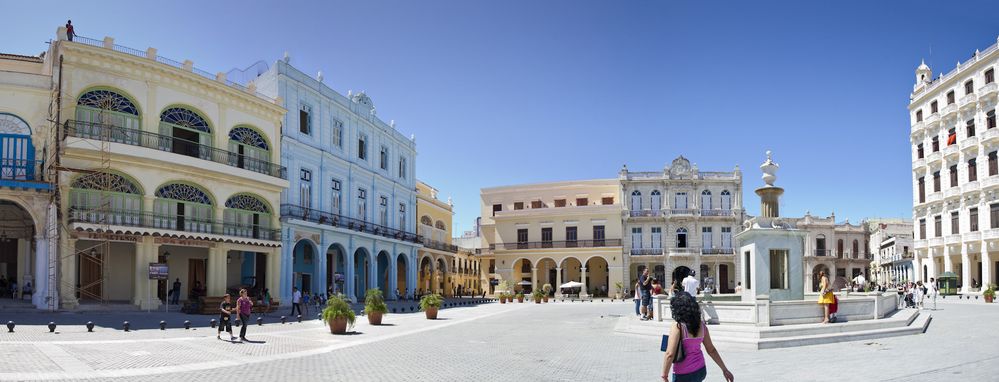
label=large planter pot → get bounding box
[329,317,348,334]
[517,296,524,303]
[500,298,507,304]
[425,307,439,320]
[543,297,549,303]
[615,293,621,300]
[986,295,994,303]
[534,298,541,304]
[367,311,384,325]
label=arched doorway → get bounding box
[419,256,433,295]
[513,258,532,293]
[699,264,710,287]
[812,264,831,292]
[586,257,609,297]
[537,258,557,295]
[353,248,370,301]
[292,240,317,294]
[560,257,582,295]
[0,200,37,303]
[396,253,408,299]
[436,258,449,296]
[377,251,391,297]
[326,244,346,295]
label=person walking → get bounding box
[217,294,235,341]
[633,281,642,317]
[817,270,834,324]
[290,287,302,316]
[927,277,939,310]
[640,268,653,321]
[65,20,75,41]
[171,278,181,305]
[236,288,253,342]
[682,270,700,297]
[661,292,734,382]
[913,281,925,310]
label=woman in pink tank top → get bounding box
[661,292,734,382]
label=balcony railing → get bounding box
[422,238,459,253]
[702,248,735,255]
[701,209,734,217]
[668,248,702,256]
[629,209,661,217]
[67,208,280,241]
[64,120,286,179]
[810,249,832,257]
[280,204,422,244]
[667,209,697,216]
[493,239,622,250]
[0,159,51,190]
[630,248,663,256]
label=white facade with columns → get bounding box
[910,37,999,293]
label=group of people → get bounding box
[216,288,254,342]
[895,278,939,310]
[634,268,703,321]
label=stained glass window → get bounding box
[72,172,140,194]
[77,90,139,115]
[160,107,210,133]
[155,183,212,204]
[228,126,268,150]
[225,194,269,213]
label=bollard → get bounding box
[280,316,287,324]
[123,321,130,332]
[297,315,302,323]
[159,321,167,330]
[6,321,14,333]
[210,319,217,329]
[184,320,191,330]
[257,317,263,326]
[235,319,241,327]
[48,322,56,333]
[86,321,95,332]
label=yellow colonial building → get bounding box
[479,179,624,297]
[39,28,286,310]
[416,181,481,296]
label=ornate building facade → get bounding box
[256,58,420,302]
[415,181,480,296]
[910,38,999,293]
[619,156,745,293]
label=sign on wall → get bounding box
[148,263,169,280]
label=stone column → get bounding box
[961,245,972,293]
[207,245,226,296]
[268,247,281,305]
[345,244,356,302]
[32,234,50,309]
[555,267,563,297]
[389,253,398,300]
[944,246,953,273]
[531,266,538,293]
[927,253,937,282]
[280,230,294,304]
[912,253,922,282]
[317,245,328,297]
[60,237,79,309]
[983,244,993,288]
[580,267,588,297]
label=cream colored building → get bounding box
[791,213,871,291]
[480,179,623,297]
[416,181,479,297]
[35,29,287,310]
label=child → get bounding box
[828,294,839,323]
[302,292,311,316]
[217,294,235,341]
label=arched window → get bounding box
[153,183,213,233]
[75,89,141,140]
[630,190,642,211]
[228,126,270,174]
[421,216,433,226]
[70,171,142,225]
[160,107,211,159]
[676,228,688,248]
[720,190,732,210]
[224,194,272,239]
[700,190,712,210]
[815,234,826,256]
[0,113,36,181]
[852,239,859,259]
[435,220,447,242]
[837,239,844,257]
[650,190,661,212]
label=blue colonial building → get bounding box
[255,58,420,302]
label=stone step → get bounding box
[707,309,919,339]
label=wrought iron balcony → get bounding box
[493,239,622,250]
[63,120,287,179]
[422,238,459,253]
[629,209,661,218]
[67,208,280,241]
[668,248,701,256]
[667,209,697,216]
[630,248,663,256]
[810,249,832,257]
[702,248,735,255]
[701,209,734,217]
[0,159,51,190]
[280,204,422,244]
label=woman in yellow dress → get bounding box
[817,270,834,324]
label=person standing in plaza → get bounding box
[171,278,181,305]
[236,288,253,342]
[913,281,925,309]
[633,280,642,317]
[290,287,302,316]
[682,270,700,297]
[661,293,734,382]
[927,277,939,310]
[217,294,235,341]
[817,270,834,324]
[640,268,653,321]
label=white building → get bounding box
[909,38,999,292]
[867,219,914,285]
[619,156,745,293]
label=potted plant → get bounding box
[614,281,624,300]
[516,292,525,303]
[321,293,355,335]
[499,292,507,304]
[532,289,544,304]
[984,284,996,303]
[420,293,443,319]
[364,288,388,325]
[542,284,552,303]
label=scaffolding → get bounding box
[45,45,114,310]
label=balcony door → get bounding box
[675,192,688,210]
[630,190,642,212]
[160,107,212,160]
[0,113,34,182]
[154,183,214,233]
[650,190,661,212]
[228,126,270,173]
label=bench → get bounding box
[184,296,281,315]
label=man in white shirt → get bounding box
[682,271,700,296]
[290,287,303,316]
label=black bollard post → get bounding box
[86,321,95,332]
[184,320,191,330]
[257,317,263,326]
[280,316,287,324]
[159,321,167,330]
[123,321,130,332]
[235,319,241,327]
[210,319,217,329]
[297,315,302,323]
[48,322,56,333]
[6,321,14,333]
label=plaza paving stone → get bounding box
[1,297,997,381]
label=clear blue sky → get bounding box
[4,1,996,233]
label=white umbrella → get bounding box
[517,280,532,286]
[559,281,584,289]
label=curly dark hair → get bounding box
[670,292,701,337]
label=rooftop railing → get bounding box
[422,238,459,253]
[914,39,999,98]
[71,35,275,102]
[280,204,422,244]
[493,239,622,250]
[64,120,286,179]
[67,208,280,241]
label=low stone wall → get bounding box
[657,292,898,326]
